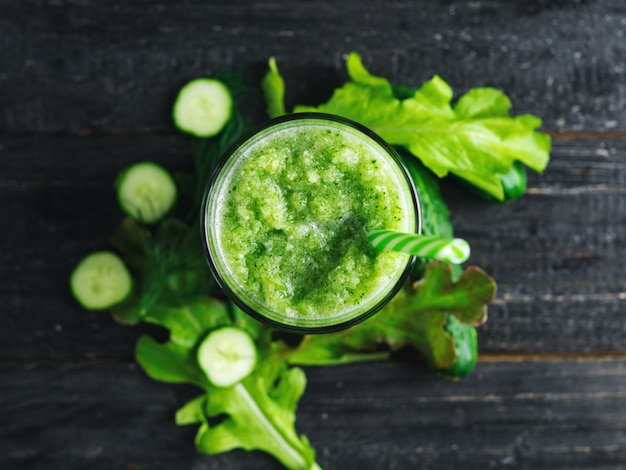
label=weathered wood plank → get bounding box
[0,134,190,360]
[1,1,625,133]
[446,137,626,352]
[3,3,624,470]
[1,134,625,359]
[2,358,626,469]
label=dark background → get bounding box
[2,1,626,469]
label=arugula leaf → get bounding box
[132,294,320,469]
[134,297,223,387]
[135,335,210,388]
[175,394,207,426]
[288,261,495,370]
[195,361,320,470]
[289,52,550,201]
[143,296,231,347]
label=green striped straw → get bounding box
[367,229,470,264]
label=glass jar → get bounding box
[202,113,420,333]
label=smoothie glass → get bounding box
[202,113,420,333]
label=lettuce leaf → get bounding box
[195,362,320,470]
[268,52,551,201]
[287,261,495,370]
[136,335,210,388]
[172,358,319,470]
[134,295,320,470]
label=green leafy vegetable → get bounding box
[109,218,215,322]
[68,55,551,469]
[400,155,480,376]
[145,296,230,346]
[136,335,210,388]
[135,296,230,387]
[175,394,207,426]
[195,362,320,470]
[287,261,495,370]
[266,52,551,201]
[400,154,457,278]
[135,294,320,469]
[401,155,453,239]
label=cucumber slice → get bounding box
[173,78,233,137]
[116,161,177,224]
[70,251,133,310]
[197,326,257,388]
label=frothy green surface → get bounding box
[212,121,414,326]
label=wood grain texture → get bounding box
[447,137,626,353]
[3,358,626,470]
[0,134,190,360]
[1,0,625,133]
[2,1,626,469]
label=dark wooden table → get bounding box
[2,1,626,469]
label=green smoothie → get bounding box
[203,114,419,332]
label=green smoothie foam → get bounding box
[204,114,418,332]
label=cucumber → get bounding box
[441,313,478,378]
[400,153,455,280]
[173,78,233,137]
[116,161,177,224]
[197,326,257,388]
[70,251,133,310]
